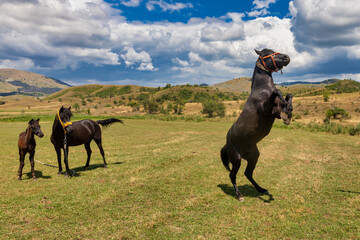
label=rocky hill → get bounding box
[0,68,70,96]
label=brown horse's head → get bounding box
[255,48,290,72]
[29,118,44,138]
[59,106,74,133]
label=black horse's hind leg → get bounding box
[84,141,92,169]
[94,138,107,168]
[29,150,36,180]
[54,146,62,174]
[18,150,25,180]
[244,145,268,194]
[227,144,244,201]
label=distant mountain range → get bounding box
[0,69,70,96]
[277,79,339,86]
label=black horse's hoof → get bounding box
[257,188,269,195]
[103,165,107,169]
[261,190,269,195]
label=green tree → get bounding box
[72,102,80,112]
[202,100,226,117]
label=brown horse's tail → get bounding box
[97,118,124,127]
[221,144,230,172]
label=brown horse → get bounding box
[221,49,292,201]
[51,106,123,176]
[18,119,44,180]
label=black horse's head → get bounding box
[255,49,290,73]
[280,94,293,125]
[29,118,44,138]
[58,106,74,133]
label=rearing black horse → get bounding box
[51,106,123,176]
[221,49,293,201]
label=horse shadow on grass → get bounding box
[25,170,52,180]
[69,161,124,177]
[218,184,274,203]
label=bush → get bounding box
[142,99,159,114]
[323,91,330,102]
[325,107,349,119]
[202,100,226,118]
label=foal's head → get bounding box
[58,106,74,133]
[255,49,290,72]
[273,94,293,125]
[29,118,44,138]
[280,94,293,125]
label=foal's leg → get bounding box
[244,145,268,194]
[29,150,37,180]
[227,144,244,201]
[94,138,107,168]
[18,150,25,180]
[84,141,92,169]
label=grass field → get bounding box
[0,118,359,239]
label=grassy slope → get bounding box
[0,119,359,239]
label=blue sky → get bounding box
[0,0,360,87]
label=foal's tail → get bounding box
[97,118,124,127]
[221,144,230,172]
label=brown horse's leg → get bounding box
[54,146,62,174]
[63,146,72,177]
[29,150,37,180]
[94,138,107,168]
[84,141,92,169]
[227,143,244,201]
[18,150,25,180]
[244,145,268,194]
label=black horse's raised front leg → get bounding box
[273,88,286,106]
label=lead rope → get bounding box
[34,150,76,176]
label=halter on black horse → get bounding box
[257,52,283,73]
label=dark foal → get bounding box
[51,106,123,176]
[272,93,293,125]
[18,119,44,180]
[221,49,292,201]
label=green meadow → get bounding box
[0,118,359,239]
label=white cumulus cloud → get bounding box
[121,47,157,71]
[146,0,193,12]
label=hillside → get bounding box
[211,77,252,93]
[279,79,360,96]
[0,68,70,96]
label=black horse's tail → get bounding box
[97,118,124,127]
[221,144,230,172]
